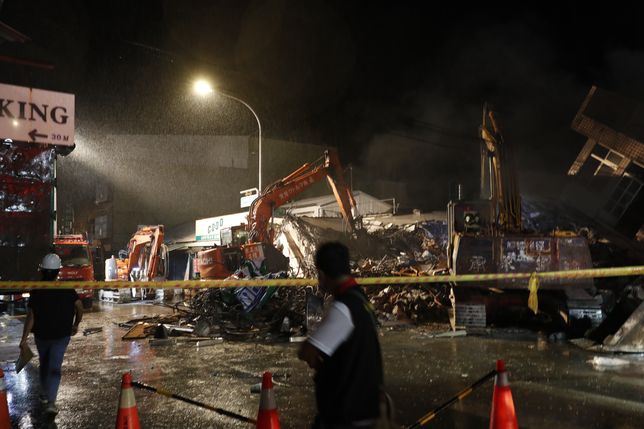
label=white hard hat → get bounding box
[40,253,62,270]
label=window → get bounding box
[590,149,625,176]
[605,174,643,219]
[55,244,91,267]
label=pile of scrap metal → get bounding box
[277,214,452,324]
[185,263,309,341]
[357,218,448,276]
[369,285,450,324]
[277,214,449,277]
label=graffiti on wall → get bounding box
[501,238,552,273]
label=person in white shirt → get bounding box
[299,242,383,429]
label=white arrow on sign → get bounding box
[0,82,74,146]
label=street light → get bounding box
[192,79,263,191]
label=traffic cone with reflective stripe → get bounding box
[256,372,280,429]
[0,369,10,429]
[489,360,518,429]
[115,373,140,429]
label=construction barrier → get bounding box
[132,380,257,425]
[0,265,642,290]
[407,360,518,428]
[256,372,280,429]
[489,360,518,429]
[407,368,497,428]
[115,373,141,429]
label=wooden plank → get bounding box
[122,322,150,340]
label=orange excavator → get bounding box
[198,149,358,278]
[108,225,168,282]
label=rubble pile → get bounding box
[119,214,455,340]
[278,214,449,278]
[357,218,448,276]
[369,285,450,324]
[187,263,308,340]
[278,214,452,323]
[276,215,352,277]
[188,286,307,340]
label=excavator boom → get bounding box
[248,149,357,243]
[199,150,357,279]
[119,225,166,281]
[479,104,521,232]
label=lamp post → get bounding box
[193,79,263,191]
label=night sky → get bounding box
[2,1,644,210]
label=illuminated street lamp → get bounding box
[192,79,263,191]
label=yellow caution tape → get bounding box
[528,273,539,315]
[0,265,642,290]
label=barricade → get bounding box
[131,379,256,425]
[407,360,518,428]
[0,265,642,290]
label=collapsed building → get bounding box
[565,86,644,240]
[114,92,643,353]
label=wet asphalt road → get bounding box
[1,301,643,428]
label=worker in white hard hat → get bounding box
[19,252,84,417]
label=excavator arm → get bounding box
[479,104,521,232]
[123,225,166,281]
[248,149,357,243]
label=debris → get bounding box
[166,326,193,336]
[276,214,451,325]
[422,330,467,339]
[588,281,644,352]
[82,327,103,336]
[182,262,308,340]
[602,301,644,353]
[369,285,449,324]
[118,215,453,340]
[195,338,223,347]
[122,323,150,340]
[305,292,324,332]
[149,337,222,347]
[194,319,212,337]
[280,317,290,333]
[153,324,169,339]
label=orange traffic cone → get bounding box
[256,372,280,429]
[489,360,518,429]
[0,369,10,429]
[115,372,140,429]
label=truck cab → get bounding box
[54,234,95,308]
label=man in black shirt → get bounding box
[19,253,83,416]
[298,242,383,429]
